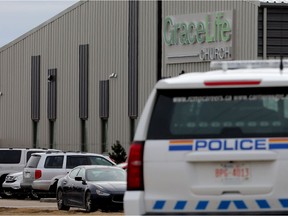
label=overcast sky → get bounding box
[0,0,79,47]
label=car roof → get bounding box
[31,151,105,156]
[156,60,288,89]
[0,148,52,151]
[156,68,288,89]
[74,165,121,170]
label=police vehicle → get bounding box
[124,60,288,215]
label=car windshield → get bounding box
[148,87,288,139]
[86,168,126,181]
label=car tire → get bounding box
[85,191,97,212]
[56,189,70,211]
[1,189,13,199]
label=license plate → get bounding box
[24,172,31,178]
[215,162,250,183]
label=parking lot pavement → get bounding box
[0,198,57,208]
[0,198,124,215]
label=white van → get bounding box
[124,60,288,215]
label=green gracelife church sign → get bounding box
[163,10,233,63]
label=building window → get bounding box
[258,6,288,57]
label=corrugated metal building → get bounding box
[0,0,287,153]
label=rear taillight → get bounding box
[127,141,144,191]
[35,170,42,179]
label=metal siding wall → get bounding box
[0,42,34,147]
[51,7,81,151]
[85,1,129,153]
[34,29,50,149]
[138,1,158,120]
[162,1,259,77]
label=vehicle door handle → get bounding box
[63,180,67,185]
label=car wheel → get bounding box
[2,189,13,199]
[56,189,70,211]
[85,191,97,212]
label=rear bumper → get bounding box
[32,180,51,191]
[124,191,145,215]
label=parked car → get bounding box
[2,172,24,199]
[21,151,116,198]
[57,165,126,212]
[117,162,127,170]
[2,171,40,200]
[0,148,59,198]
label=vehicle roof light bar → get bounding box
[210,60,288,70]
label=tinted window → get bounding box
[26,155,41,168]
[66,155,113,169]
[0,150,21,164]
[44,156,64,168]
[148,87,288,139]
[66,156,90,169]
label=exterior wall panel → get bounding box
[138,1,158,117]
[84,1,129,153]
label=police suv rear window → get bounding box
[147,87,288,139]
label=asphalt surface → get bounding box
[0,198,57,208]
[0,198,124,215]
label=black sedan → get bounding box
[56,165,126,212]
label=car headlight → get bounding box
[5,175,17,182]
[96,189,110,196]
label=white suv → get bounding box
[125,60,288,215]
[0,148,57,198]
[21,151,116,198]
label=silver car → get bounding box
[2,172,24,199]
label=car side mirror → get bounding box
[75,176,82,181]
[75,176,87,185]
